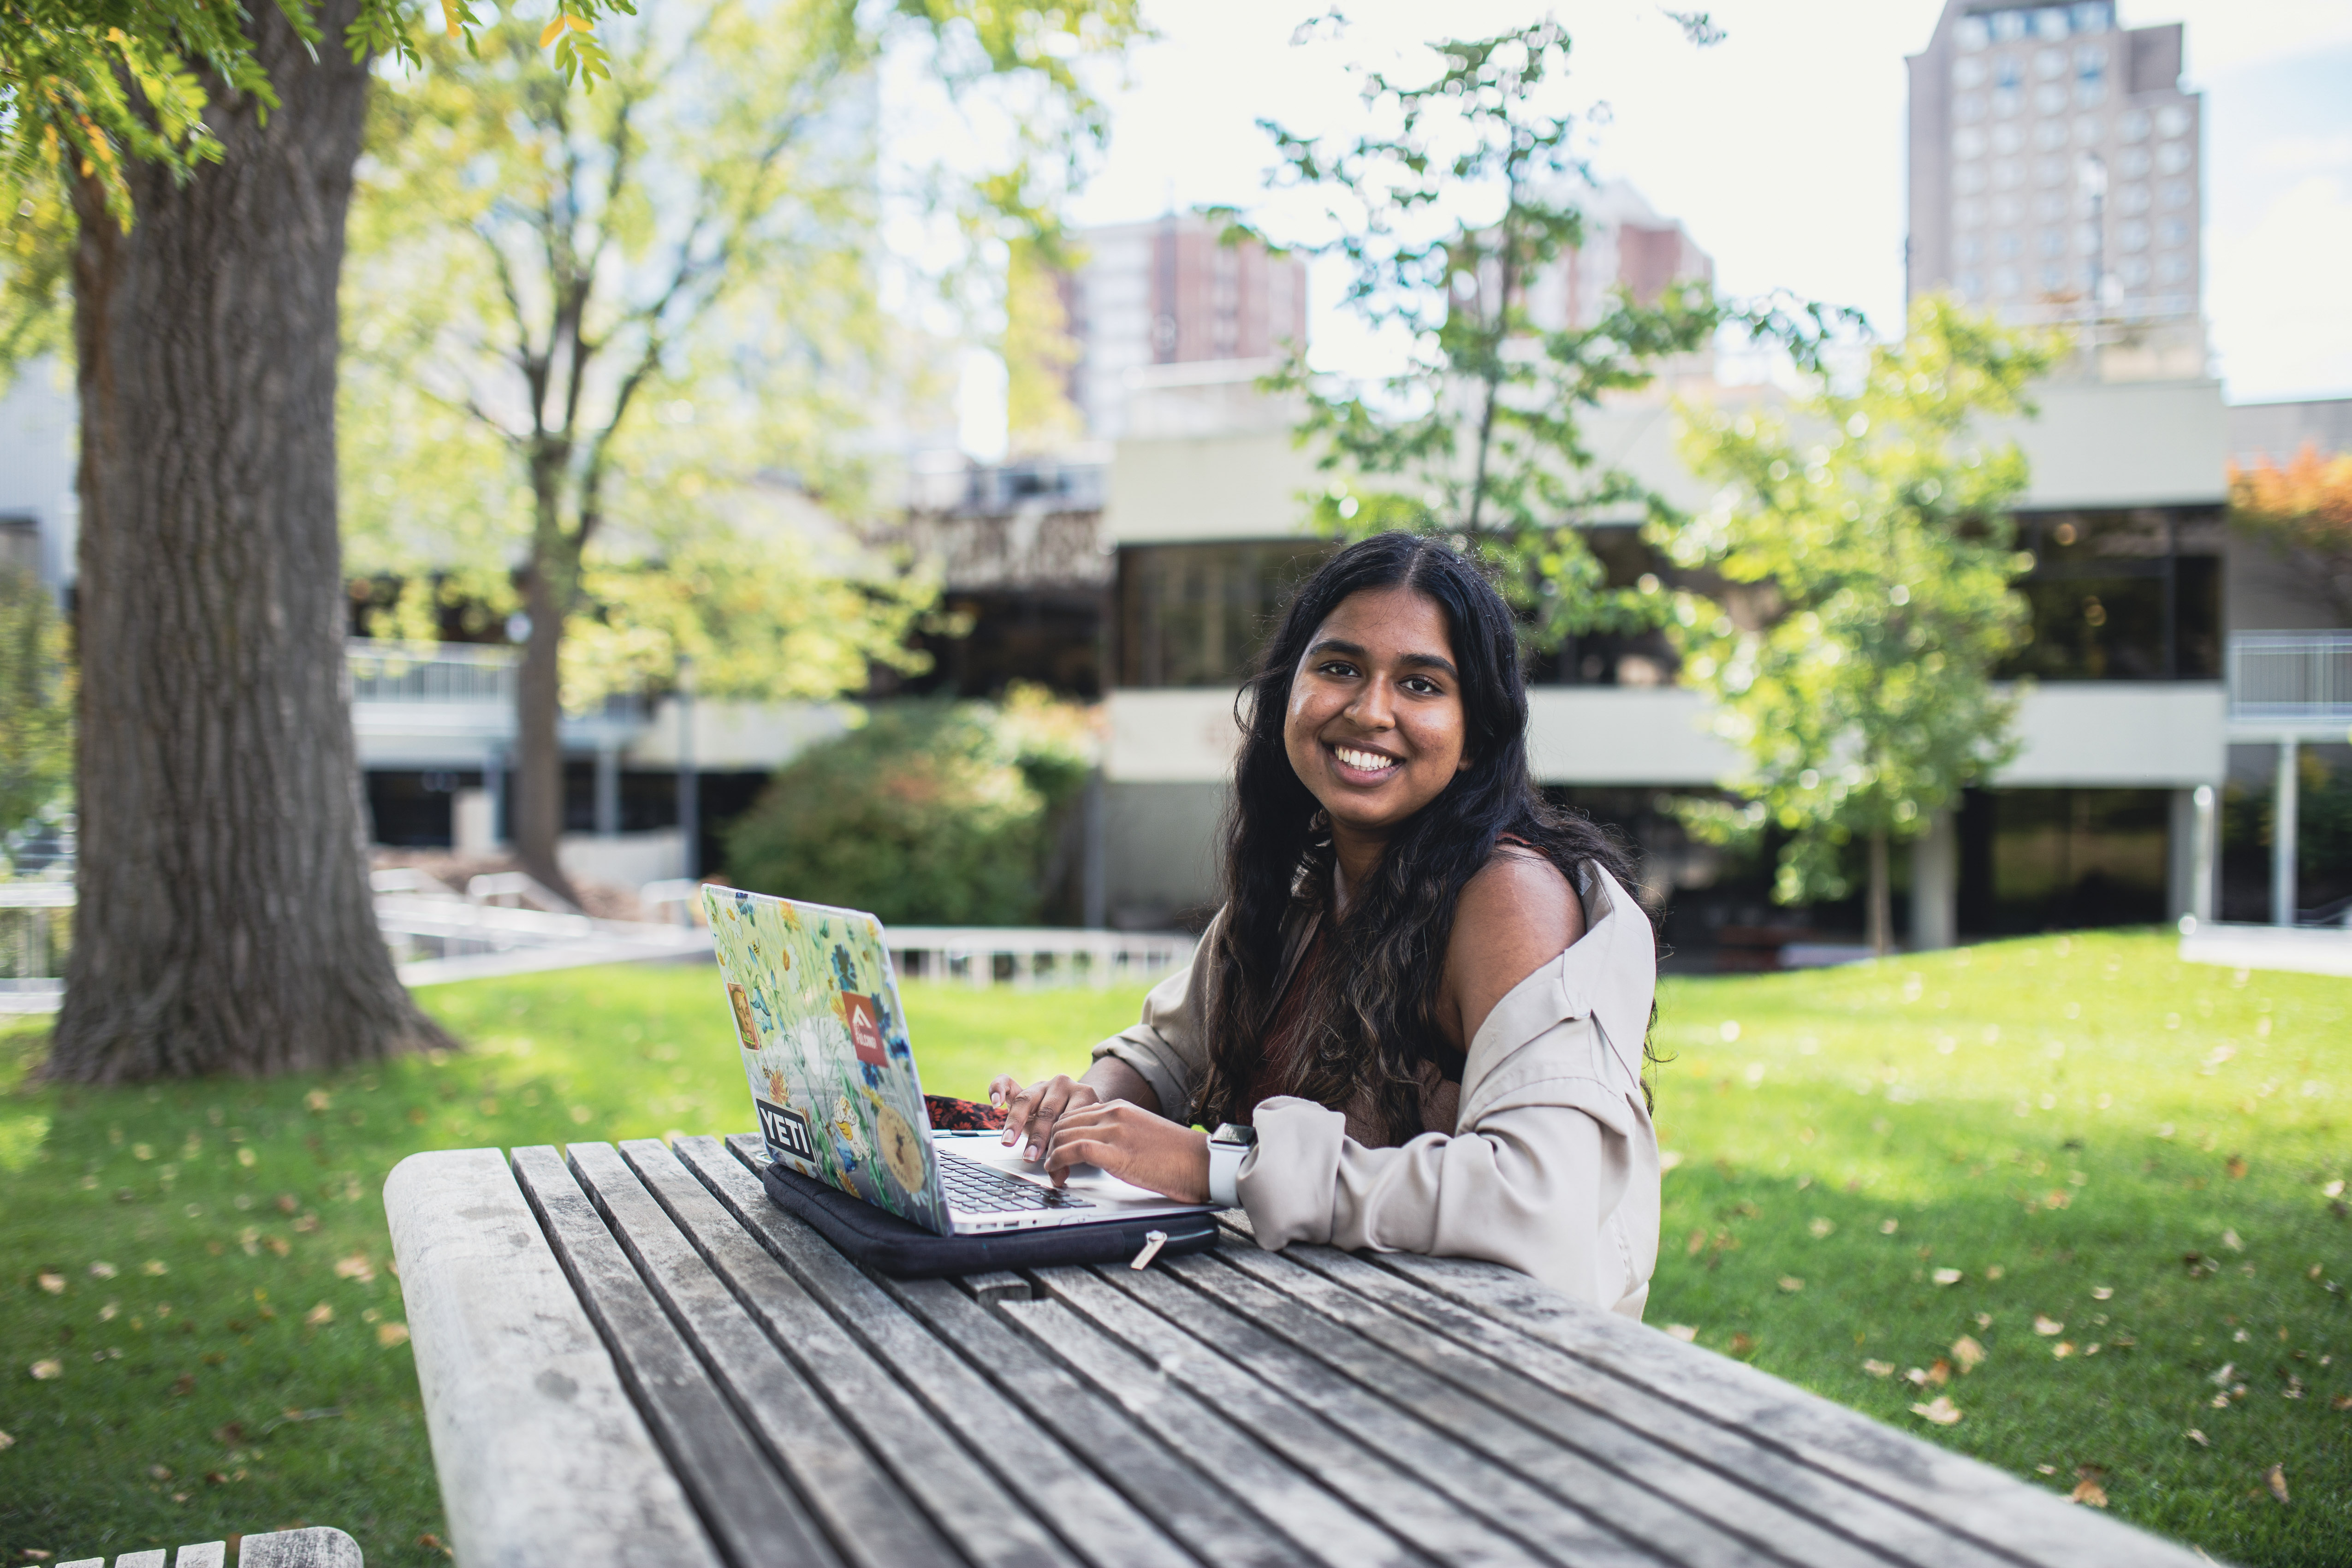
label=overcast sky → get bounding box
[1051,0,2352,411]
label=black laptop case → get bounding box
[759,1158,1223,1278]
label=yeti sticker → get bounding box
[756,1099,818,1165]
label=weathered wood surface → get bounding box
[387,1138,2214,1568]
[51,1528,352,1568]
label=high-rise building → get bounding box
[1523,179,1716,337]
[1062,215,1309,441]
[1907,1,2204,377]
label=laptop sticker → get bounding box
[704,887,943,1232]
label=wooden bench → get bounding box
[384,1134,2209,1568]
[57,1526,361,1567]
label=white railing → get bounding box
[347,639,518,706]
[886,927,1197,990]
[2229,631,2352,725]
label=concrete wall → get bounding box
[1104,780,1225,925]
[0,362,77,594]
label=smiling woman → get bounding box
[992,533,1664,1311]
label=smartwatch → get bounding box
[1207,1123,1257,1208]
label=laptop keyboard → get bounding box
[937,1148,1094,1214]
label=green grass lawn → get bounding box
[1,932,2346,1566]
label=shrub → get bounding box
[722,686,1095,926]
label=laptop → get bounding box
[703,885,1216,1236]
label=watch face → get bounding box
[1212,1123,1258,1147]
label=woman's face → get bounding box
[1282,584,1469,841]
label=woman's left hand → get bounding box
[1041,1100,1211,1203]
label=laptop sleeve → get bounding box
[758,1158,1223,1278]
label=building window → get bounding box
[1954,93,1986,123]
[1954,126,1988,158]
[2116,219,2149,252]
[2118,109,2150,142]
[2076,221,2100,255]
[2115,183,2150,214]
[2033,6,2070,41]
[2034,191,2068,221]
[2035,46,2067,78]
[1956,787,2172,936]
[1116,541,1336,689]
[2033,119,2067,152]
[2117,146,2151,178]
[1954,56,1987,89]
[2074,113,2103,143]
[2034,83,2068,115]
[1958,234,1984,262]
[1996,231,2024,259]
[1992,194,2025,225]
[1993,122,2025,154]
[2156,253,2189,285]
[2158,217,2189,249]
[2039,229,2067,258]
[1955,162,1987,194]
[2074,44,2106,80]
[2156,142,2192,175]
[2117,255,2150,287]
[1956,15,1990,49]
[1955,198,1985,226]
[2156,104,2192,138]
[1956,271,1982,299]
[2069,2,2112,33]
[1995,159,2024,189]
[2001,510,2221,683]
[1992,265,2021,297]
[1991,11,2027,43]
[1993,88,2022,118]
[2036,155,2068,187]
[2039,263,2067,291]
[2074,78,2105,108]
[2159,179,2191,209]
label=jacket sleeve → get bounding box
[1234,869,1662,1317]
[1088,908,1221,1125]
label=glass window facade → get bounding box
[1116,541,1336,688]
[1999,508,2222,682]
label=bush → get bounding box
[0,565,72,852]
[723,686,1095,926]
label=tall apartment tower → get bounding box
[1063,215,1309,441]
[1523,179,1716,336]
[1907,1,2205,377]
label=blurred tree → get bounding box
[725,687,1094,924]
[0,567,72,852]
[1663,297,2059,955]
[2228,445,2352,624]
[1229,18,1851,651]
[1001,232,1084,455]
[344,0,1140,901]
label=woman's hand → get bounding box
[989,1073,1101,1162]
[1042,1101,1211,1203]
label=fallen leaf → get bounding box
[333,1255,375,1285]
[1984,1265,2005,1281]
[2052,1342,2075,1359]
[2090,1285,2114,1301]
[0,1431,12,1450]
[142,1260,167,1277]
[275,1194,298,1214]
[1880,1218,1900,1235]
[2186,1429,2209,1447]
[1951,1336,1986,1373]
[2069,1478,2109,1508]
[304,1090,331,1112]
[2221,1229,2243,1252]
[2036,1463,2057,1475]
[2265,1464,2289,1505]
[2211,1361,2237,1387]
[1975,1312,1994,1329]
[1808,1217,1835,1239]
[147,1464,171,1481]
[2043,1190,2071,1209]
[2211,1392,2232,1409]
[265,1236,290,1257]
[303,1303,334,1327]
[2034,1315,2065,1336]
[170,1374,195,1396]
[1927,1358,1953,1386]
[1685,1229,1705,1258]
[88,1262,116,1279]
[1728,1332,1757,1356]
[214,1423,244,1445]
[1777,1276,1804,1293]
[1910,1396,1962,1426]
[2326,1179,2346,1199]
[1905,1366,1931,1386]
[1659,1150,1685,1171]
[2085,1343,2103,1356]
[37,1270,65,1295]
[204,1470,228,1485]
[376,1322,410,1348]
[1862,1359,1895,1378]
[29,1359,61,1381]
[2226,1155,2247,1180]
[1664,1324,1698,1342]
[1932,1267,1963,1287]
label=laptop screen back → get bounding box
[703,886,947,1235]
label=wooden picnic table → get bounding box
[384,1135,2206,1568]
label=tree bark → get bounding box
[510,549,576,901]
[1866,826,1894,959]
[47,0,456,1081]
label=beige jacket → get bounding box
[1093,863,1661,1317]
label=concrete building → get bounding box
[1062,215,1308,441]
[1091,362,2349,959]
[1908,0,2205,378]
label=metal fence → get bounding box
[2228,630,2352,725]
[346,639,519,706]
[885,927,1196,990]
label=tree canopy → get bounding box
[1663,296,2059,950]
[2229,444,2352,624]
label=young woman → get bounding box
[989,532,1661,1316]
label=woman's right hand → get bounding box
[989,1073,1102,1163]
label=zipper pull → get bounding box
[1128,1229,1170,1271]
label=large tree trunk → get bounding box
[47,0,455,1081]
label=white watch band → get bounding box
[1207,1139,1248,1208]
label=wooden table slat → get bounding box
[1161,1248,1840,1568]
[880,1271,1313,1568]
[564,1141,960,1568]
[992,1292,1433,1568]
[1369,1251,2209,1568]
[510,1145,843,1568]
[383,1148,723,1568]
[1213,1241,1984,1568]
[1035,1265,1577,1568]
[664,1135,1196,1568]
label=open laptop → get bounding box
[703,885,1216,1236]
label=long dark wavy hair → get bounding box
[1194,532,1648,1145]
